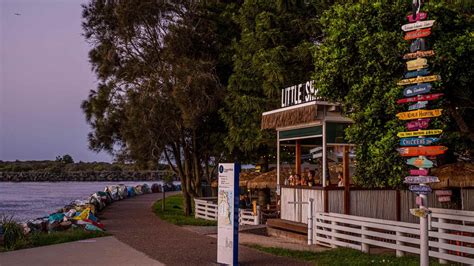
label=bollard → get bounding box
[307,198,314,245]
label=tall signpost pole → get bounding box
[217,163,240,266]
[397,1,446,265]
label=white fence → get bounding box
[313,208,474,264]
[194,198,260,225]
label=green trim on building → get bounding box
[326,122,350,143]
[279,126,322,139]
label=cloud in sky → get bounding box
[1,0,111,162]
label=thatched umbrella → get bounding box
[430,162,474,189]
[247,169,277,190]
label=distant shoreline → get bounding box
[0,171,178,182]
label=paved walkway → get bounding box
[100,193,310,265]
[0,236,162,266]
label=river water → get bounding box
[0,181,174,222]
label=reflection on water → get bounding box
[0,181,173,221]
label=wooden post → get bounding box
[162,189,166,212]
[361,226,370,253]
[396,231,405,257]
[438,218,448,264]
[396,190,401,221]
[343,146,350,214]
[295,140,301,175]
[324,188,329,213]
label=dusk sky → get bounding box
[1,0,111,162]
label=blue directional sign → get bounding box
[410,38,426,53]
[403,83,432,97]
[405,68,430,79]
[409,185,432,194]
[400,137,439,146]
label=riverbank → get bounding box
[0,171,172,182]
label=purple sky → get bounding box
[1,0,111,162]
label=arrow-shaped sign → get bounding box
[410,169,429,176]
[406,58,428,71]
[410,207,431,218]
[397,129,442,138]
[407,156,434,168]
[410,38,427,53]
[403,83,432,97]
[396,109,442,120]
[397,75,441,86]
[409,185,433,194]
[408,101,428,111]
[397,93,443,104]
[404,176,439,184]
[403,50,435,60]
[405,28,431,40]
[405,68,430,79]
[400,137,439,147]
[309,147,323,154]
[402,20,435,32]
[398,145,447,156]
[406,119,430,131]
[407,12,428,23]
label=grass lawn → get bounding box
[153,193,217,226]
[1,229,109,252]
[246,244,449,266]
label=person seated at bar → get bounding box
[288,173,295,186]
[307,170,316,187]
[337,172,344,187]
[301,174,308,186]
[294,174,302,186]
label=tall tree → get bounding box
[312,2,473,187]
[81,0,238,215]
[221,0,334,163]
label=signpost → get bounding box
[396,93,443,104]
[409,185,432,194]
[410,38,426,52]
[404,28,431,40]
[402,20,435,31]
[406,118,430,130]
[406,58,428,70]
[397,146,447,157]
[217,163,240,266]
[407,12,427,22]
[408,101,428,110]
[397,129,442,138]
[403,83,432,97]
[410,207,431,218]
[404,176,439,184]
[403,50,434,60]
[396,109,442,120]
[405,68,429,78]
[400,137,439,146]
[410,169,429,176]
[407,156,434,168]
[397,75,440,86]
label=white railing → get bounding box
[194,198,218,221]
[313,209,474,265]
[194,198,260,225]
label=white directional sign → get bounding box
[217,163,239,266]
[309,147,323,154]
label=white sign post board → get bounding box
[217,163,240,265]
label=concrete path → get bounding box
[0,236,163,266]
[101,193,310,265]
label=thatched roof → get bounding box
[247,169,278,189]
[430,162,474,189]
[261,103,318,129]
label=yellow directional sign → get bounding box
[406,58,428,71]
[397,129,443,138]
[396,109,443,120]
[397,75,441,86]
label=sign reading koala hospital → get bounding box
[217,163,240,266]
[281,80,322,107]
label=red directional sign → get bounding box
[397,93,443,104]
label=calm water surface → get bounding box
[0,181,171,222]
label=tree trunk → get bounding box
[447,103,474,142]
[182,190,192,216]
[192,130,202,197]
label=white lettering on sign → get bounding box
[281,81,322,107]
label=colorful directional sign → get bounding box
[403,83,432,97]
[398,145,447,157]
[407,156,434,168]
[396,109,442,120]
[404,28,431,40]
[405,68,430,79]
[397,129,442,138]
[438,196,451,202]
[406,58,428,71]
[406,119,430,131]
[407,12,428,22]
[410,207,431,218]
[410,169,429,176]
[408,101,428,111]
[409,185,433,194]
[403,50,434,60]
[397,75,440,86]
[402,20,435,31]
[410,38,427,53]
[404,176,439,184]
[400,137,439,147]
[396,93,443,104]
